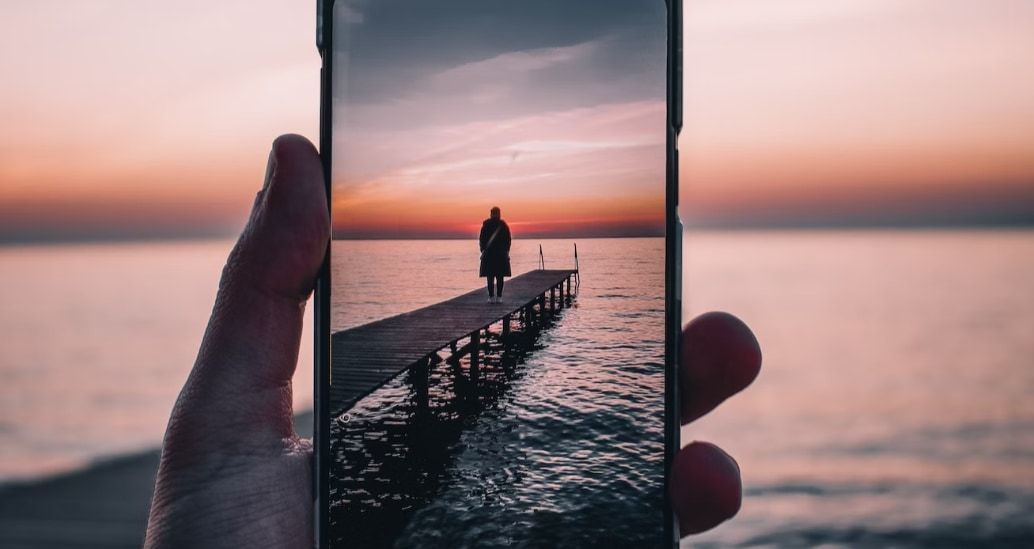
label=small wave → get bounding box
[733,522,1034,548]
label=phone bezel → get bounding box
[314,1,682,545]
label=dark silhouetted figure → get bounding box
[479,206,512,303]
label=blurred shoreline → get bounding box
[0,412,312,549]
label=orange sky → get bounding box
[680,0,1034,226]
[332,99,667,239]
[0,1,319,240]
[1,0,1033,241]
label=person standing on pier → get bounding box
[479,206,512,303]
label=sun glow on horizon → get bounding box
[2,0,1034,241]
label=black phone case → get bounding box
[314,1,681,546]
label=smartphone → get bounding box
[315,1,682,546]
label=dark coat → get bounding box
[479,218,512,277]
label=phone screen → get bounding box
[323,1,671,546]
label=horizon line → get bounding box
[330,234,663,241]
[4,223,1034,247]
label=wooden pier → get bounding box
[330,269,578,415]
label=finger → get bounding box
[680,312,761,425]
[670,441,741,535]
[174,134,328,439]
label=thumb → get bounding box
[170,134,328,444]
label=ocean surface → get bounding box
[328,238,665,547]
[0,240,315,481]
[0,231,1033,546]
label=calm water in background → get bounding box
[0,231,1032,546]
[0,240,315,480]
[684,231,1034,547]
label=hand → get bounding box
[145,135,327,548]
[144,135,761,548]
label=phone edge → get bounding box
[315,0,682,546]
[665,0,684,545]
[314,0,334,547]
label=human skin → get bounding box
[144,134,762,548]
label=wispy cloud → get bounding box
[430,42,596,85]
[333,99,665,237]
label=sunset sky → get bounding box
[1,0,1033,242]
[331,0,666,238]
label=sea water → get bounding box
[329,238,665,547]
[0,231,1032,546]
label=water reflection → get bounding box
[329,303,566,547]
[329,238,665,548]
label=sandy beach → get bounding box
[0,412,312,549]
